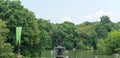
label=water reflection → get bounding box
[68,50,114,58]
[41,50,114,58]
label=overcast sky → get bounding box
[21,0,120,24]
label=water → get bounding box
[68,50,114,58]
[41,50,114,58]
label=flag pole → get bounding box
[18,43,21,56]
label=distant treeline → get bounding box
[0,0,120,58]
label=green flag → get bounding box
[16,27,22,45]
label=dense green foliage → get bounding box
[0,0,120,57]
[106,30,120,54]
[97,30,120,54]
[0,0,40,57]
[52,22,76,49]
[0,20,15,58]
[37,19,53,50]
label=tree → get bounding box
[37,19,52,50]
[51,21,76,49]
[0,0,40,57]
[97,38,106,54]
[96,16,115,38]
[0,20,15,58]
[75,22,97,49]
[105,30,120,54]
[97,30,120,54]
[100,15,111,24]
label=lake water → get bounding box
[41,50,114,58]
[68,50,114,58]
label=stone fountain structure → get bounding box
[53,36,66,58]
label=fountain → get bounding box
[52,36,66,58]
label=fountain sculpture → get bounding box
[53,36,66,58]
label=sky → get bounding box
[21,0,120,24]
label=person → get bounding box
[65,56,70,58]
[114,53,118,58]
[17,54,22,58]
[51,51,55,58]
[95,56,98,58]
